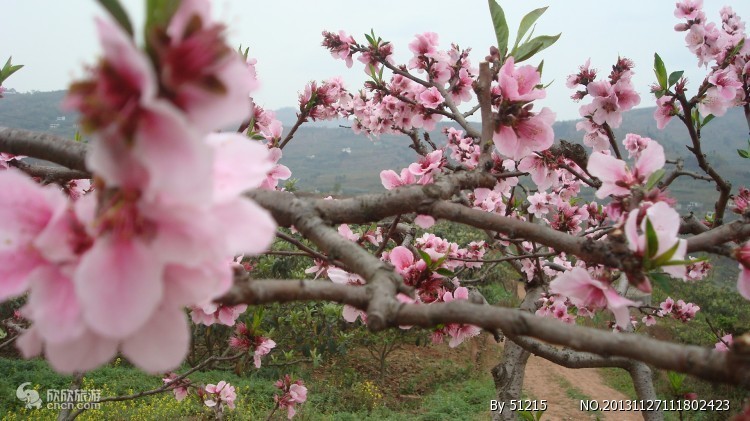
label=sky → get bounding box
[3,0,750,121]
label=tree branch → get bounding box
[0,127,88,171]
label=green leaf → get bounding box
[653,53,667,89]
[487,0,510,59]
[0,57,23,82]
[537,59,544,76]
[648,272,672,293]
[518,411,535,421]
[651,240,681,267]
[513,33,561,63]
[739,149,750,159]
[645,168,666,190]
[701,114,715,127]
[645,218,659,259]
[513,7,548,51]
[667,371,686,392]
[97,0,134,37]
[145,0,179,35]
[728,38,745,59]
[668,70,683,87]
[436,268,455,277]
[416,249,433,266]
[364,32,375,46]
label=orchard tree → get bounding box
[1,0,750,420]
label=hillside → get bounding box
[2,91,749,206]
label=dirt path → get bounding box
[522,352,642,420]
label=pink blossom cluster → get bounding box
[587,136,665,199]
[274,375,308,419]
[228,322,277,368]
[380,149,444,189]
[0,0,277,374]
[732,186,750,215]
[685,258,712,281]
[321,30,356,68]
[299,77,353,122]
[445,127,480,169]
[322,31,474,136]
[715,333,734,352]
[327,243,482,347]
[431,287,482,347]
[162,373,190,402]
[624,202,689,288]
[535,294,576,324]
[568,57,641,151]
[549,267,637,329]
[2,153,92,200]
[656,297,701,322]
[190,303,248,326]
[387,246,481,346]
[469,157,519,215]
[673,1,749,117]
[737,242,750,300]
[414,233,486,271]
[491,58,555,160]
[328,267,368,323]
[201,380,237,410]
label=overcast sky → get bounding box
[3,0,750,121]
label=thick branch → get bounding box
[10,161,90,183]
[475,61,495,171]
[219,279,750,387]
[0,127,88,171]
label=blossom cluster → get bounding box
[664,1,750,122]
[228,322,277,368]
[322,30,475,136]
[274,375,308,419]
[0,0,277,374]
[567,57,641,151]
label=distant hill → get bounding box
[0,90,79,139]
[2,91,748,206]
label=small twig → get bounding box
[375,215,401,258]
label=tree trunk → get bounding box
[491,285,542,421]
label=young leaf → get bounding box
[436,268,455,277]
[487,0,510,59]
[668,70,683,88]
[701,114,715,127]
[97,0,134,37]
[667,371,686,392]
[739,149,750,159]
[145,0,179,35]
[651,240,681,267]
[416,249,433,266]
[0,57,23,83]
[645,168,666,190]
[645,218,659,259]
[648,272,672,293]
[653,53,667,89]
[514,7,548,51]
[513,33,561,62]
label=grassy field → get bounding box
[0,340,499,420]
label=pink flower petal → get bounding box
[26,266,85,344]
[211,198,276,254]
[738,267,750,300]
[45,329,118,374]
[75,237,164,338]
[389,246,414,271]
[207,133,273,202]
[133,103,213,206]
[121,305,190,373]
